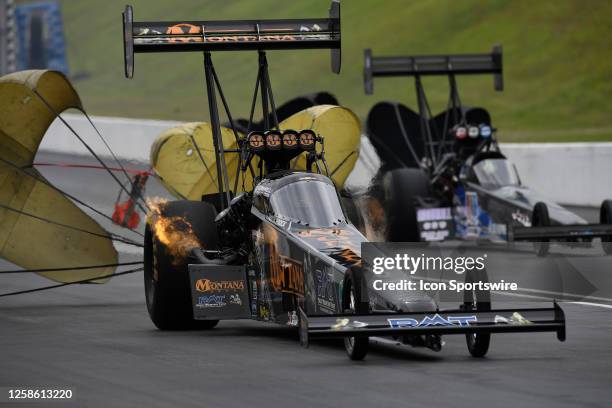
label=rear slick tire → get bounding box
[144,200,220,330]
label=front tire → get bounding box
[342,269,369,361]
[601,199,612,255]
[532,202,550,257]
[463,267,491,357]
[144,200,219,330]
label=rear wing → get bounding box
[123,1,341,78]
[364,45,503,94]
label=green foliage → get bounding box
[60,0,612,142]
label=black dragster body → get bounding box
[185,170,565,359]
[354,47,612,254]
[127,5,566,360]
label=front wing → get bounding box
[298,302,565,347]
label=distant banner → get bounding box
[14,0,68,74]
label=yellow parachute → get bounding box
[0,70,360,285]
[151,105,361,199]
[0,70,117,283]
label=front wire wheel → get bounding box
[532,202,550,257]
[464,268,491,357]
[601,199,612,255]
[343,270,369,360]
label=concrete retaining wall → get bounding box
[502,143,612,207]
[40,113,181,163]
[39,114,612,207]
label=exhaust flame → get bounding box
[146,197,202,260]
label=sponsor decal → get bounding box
[315,269,337,313]
[332,318,349,330]
[269,245,305,296]
[299,24,322,32]
[287,311,298,327]
[196,295,226,308]
[331,318,368,331]
[144,31,331,45]
[259,305,270,320]
[388,314,477,328]
[195,279,244,293]
[145,23,320,43]
[165,23,200,35]
[273,217,287,228]
[229,294,242,306]
[512,210,531,227]
[418,207,453,241]
[494,312,533,325]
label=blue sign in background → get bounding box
[14,0,68,75]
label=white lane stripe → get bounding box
[568,301,612,310]
[512,287,612,303]
[498,292,612,310]
[412,274,612,308]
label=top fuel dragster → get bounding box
[348,46,612,256]
[122,2,566,360]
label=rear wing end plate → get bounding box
[123,1,341,78]
[299,302,565,347]
[364,45,503,94]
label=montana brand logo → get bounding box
[269,245,304,296]
[195,279,244,293]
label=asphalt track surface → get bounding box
[1,152,611,408]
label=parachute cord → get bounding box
[189,134,216,186]
[33,91,149,214]
[151,173,188,200]
[0,261,143,274]
[0,267,144,298]
[81,111,135,196]
[0,156,144,239]
[0,203,143,247]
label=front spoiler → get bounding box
[509,224,612,241]
[298,302,565,347]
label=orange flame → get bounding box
[146,197,202,260]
